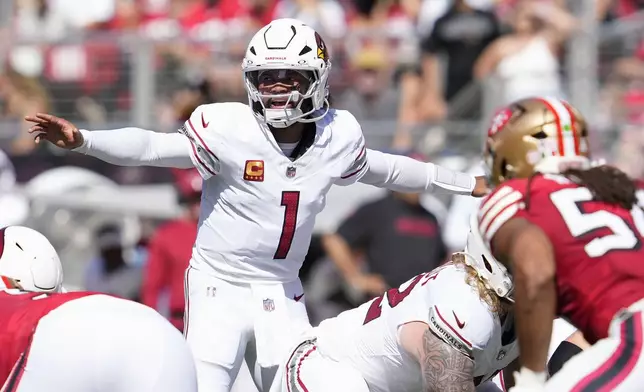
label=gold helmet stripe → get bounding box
[535,97,579,157]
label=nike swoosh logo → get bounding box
[201,112,209,128]
[294,293,304,302]
[453,311,466,329]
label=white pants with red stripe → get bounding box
[546,300,644,391]
[270,339,369,392]
[2,295,197,392]
[184,267,312,392]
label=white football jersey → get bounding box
[179,103,367,283]
[313,263,518,392]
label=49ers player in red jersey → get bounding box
[477,96,644,391]
[0,226,197,392]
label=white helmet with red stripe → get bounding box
[0,226,63,293]
[461,213,514,301]
[484,96,590,186]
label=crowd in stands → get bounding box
[0,1,641,159]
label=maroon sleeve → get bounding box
[141,228,171,310]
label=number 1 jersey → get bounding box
[478,174,644,343]
[178,103,368,283]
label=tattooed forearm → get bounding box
[419,329,475,392]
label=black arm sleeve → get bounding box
[547,340,583,376]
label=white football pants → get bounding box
[270,339,369,392]
[184,266,312,392]
[3,295,197,392]
[546,300,644,391]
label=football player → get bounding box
[271,214,519,392]
[25,18,488,392]
[476,96,644,391]
[0,226,197,392]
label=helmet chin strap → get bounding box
[266,98,330,128]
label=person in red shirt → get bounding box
[477,97,644,391]
[142,168,201,331]
[0,226,197,391]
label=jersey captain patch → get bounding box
[244,160,265,182]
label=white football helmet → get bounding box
[461,213,514,301]
[0,226,63,293]
[242,18,331,128]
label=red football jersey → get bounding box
[478,174,644,343]
[0,291,100,386]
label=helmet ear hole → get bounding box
[500,158,509,179]
[481,255,493,273]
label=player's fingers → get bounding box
[24,115,47,124]
[28,125,46,134]
[34,113,58,123]
[34,133,46,144]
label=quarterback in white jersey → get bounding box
[26,19,487,392]
[272,216,519,392]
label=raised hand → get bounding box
[25,113,84,149]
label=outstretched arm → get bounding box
[359,149,488,196]
[400,321,476,392]
[26,112,195,169]
[75,128,194,168]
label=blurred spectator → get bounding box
[0,68,51,155]
[336,47,399,119]
[0,149,16,193]
[394,0,499,148]
[142,168,201,331]
[322,153,447,302]
[84,223,143,300]
[12,0,70,43]
[0,148,28,227]
[275,0,347,40]
[611,40,644,179]
[47,0,115,30]
[414,0,451,37]
[416,0,500,120]
[474,1,576,106]
[613,0,644,19]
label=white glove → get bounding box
[508,367,546,392]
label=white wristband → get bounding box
[72,129,91,153]
[431,165,476,195]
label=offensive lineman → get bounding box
[25,18,488,392]
[476,96,644,391]
[0,226,197,391]
[271,214,519,392]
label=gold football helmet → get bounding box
[483,97,590,186]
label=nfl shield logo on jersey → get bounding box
[263,298,275,312]
[286,166,296,178]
